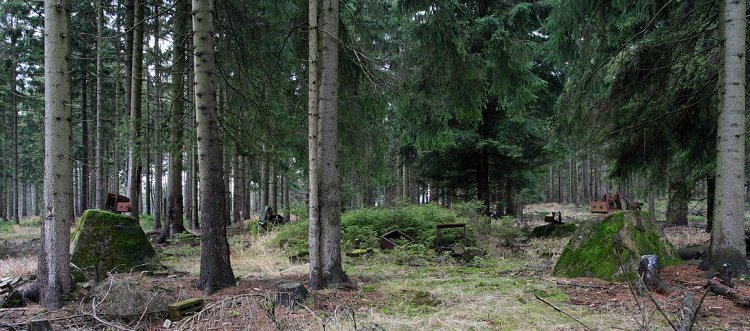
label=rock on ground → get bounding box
[553,211,680,281]
[70,210,156,277]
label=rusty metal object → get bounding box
[379,230,415,249]
[104,193,131,213]
[435,223,467,250]
[591,193,625,214]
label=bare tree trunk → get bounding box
[153,4,163,229]
[666,179,690,227]
[308,0,323,290]
[233,152,241,223]
[127,0,144,220]
[260,158,269,208]
[193,0,235,294]
[704,0,749,275]
[167,0,188,237]
[95,0,105,209]
[37,0,74,309]
[271,163,278,211]
[318,0,347,287]
[9,30,19,224]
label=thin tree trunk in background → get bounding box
[260,159,269,208]
[9,31,19,224]
[567,155,573,205]
[37,0,74,309]
[167,0,188,237]
[581,155,592,204]
[284,173,290,219]
[666,179,690,227]
[557,165,562,204]
[232,152,241,223]
[193,0,235,294]
[242,156,250,218]
[188,33,199,230]
[271,163,278,211]
[546,166,552,202]
[80,72,89,213]
[223,140,231,223]
[145,81,152,215]
[153,4,163,229]
[127,0,144,220]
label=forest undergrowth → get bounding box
[0,202,749,330]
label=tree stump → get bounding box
[638,255,672,294]
[27,320,53,331]
[719,263,735,288]
[274,282,308,307]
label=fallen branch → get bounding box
[706,280,750,308]
[533,293,592,331]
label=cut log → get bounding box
[677,245,706,260]
[27,320,53,331]
[719,263,735,288]
[167,298,205,320]
[274,282,308,307]
[676,292,694,331]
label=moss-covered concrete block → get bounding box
[70,210,156,276]
[552,211,680,281]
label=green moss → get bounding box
[70,210,156,275]
[553,212,679,281]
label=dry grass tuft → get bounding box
[90,275,176,316]
[0,256,36,278]
[230,232,307,279]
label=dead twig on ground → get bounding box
[533,293,592,330]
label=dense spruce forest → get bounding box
[0,0,749,329]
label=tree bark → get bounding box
[666,179,690,227]
[167,0,188,237]
[38,0,74,309]
[95,0,105,209]
[318,0,347,286]
[153,4,163,229]
[308,0,323,290]
[193,0,235,294]
[9,29,19,224]
[127,0,144,221]
[707,175,715,233]
[704,0,750,275]
[232,152,241,223]
[271,163,278,211]
[80,70,89,213]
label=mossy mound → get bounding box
[70,210,156,276]
[552,211,680,281]
[530,222,577,238]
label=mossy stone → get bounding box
[552,211,680,281]
[70,210,156,276]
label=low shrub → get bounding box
[274,203,472,255]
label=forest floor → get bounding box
[0,203,749,330]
